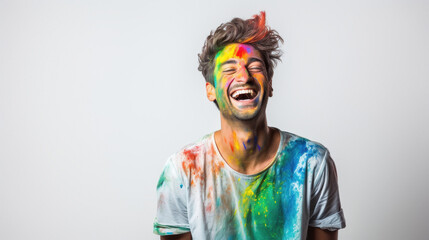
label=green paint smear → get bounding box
[235,172,286,239]
[153,218,190,236]
[228,139,311,239]
[156,165,168,189]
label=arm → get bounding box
[161,232,192,240]
[307,227,337,240]
[154,158,191,237]
[308,151,346,234]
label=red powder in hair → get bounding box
[241,11,268,44]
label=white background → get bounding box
[1,0,428,239]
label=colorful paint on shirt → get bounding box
[154,130,346,239]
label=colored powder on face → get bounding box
[212,43,266,119]
[224,78,234,91]
[213,44,252,91]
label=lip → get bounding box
[229,87,258,97]
[229,87,260,107]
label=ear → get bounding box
[206,82,216,101]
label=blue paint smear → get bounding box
[180,184,183,188]
[242,142,247,150]
[244,45,252,53]
[207,134,326,239]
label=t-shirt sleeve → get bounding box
[153,156,190,236]
[309,150,346,231]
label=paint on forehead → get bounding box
[215,44,254,69]
[235,44,251,58]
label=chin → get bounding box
[220,93,268,122]
[223,106,264,122]
[233,111,260,121]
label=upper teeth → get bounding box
[231,89,255,99]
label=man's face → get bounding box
[210,43,271,121]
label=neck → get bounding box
[215,114,279,174]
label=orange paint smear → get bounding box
[181,146,204,186]
[208,142,216,157]
[230,142,234,152]
[205,186,214,212]
[210,142,225,176]
[183,147,199,161]
[213,158,225,176]
[205,203,212,212]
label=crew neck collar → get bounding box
[211,128,284,178]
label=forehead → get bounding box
[215,43,261,66]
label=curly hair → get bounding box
[198,11,284,86]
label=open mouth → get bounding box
[230,89,258,101]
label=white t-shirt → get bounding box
[154,130,346,240]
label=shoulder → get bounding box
[278,130,331,167]
[169,133,213,162]
[167,133,216,178]
[280,130,328,155]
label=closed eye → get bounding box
[248,67,263,73]
[223,68,236,74]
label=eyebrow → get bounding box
[246,58,264,66]
[220,59,237,67]
[219,57,263,67]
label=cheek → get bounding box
[253,74,266,86]
[225,78,234,90]
[215,77,234,96]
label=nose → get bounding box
[235,65,251,83]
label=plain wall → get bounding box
[1,0,428,239]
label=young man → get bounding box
[153,12,346,240]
